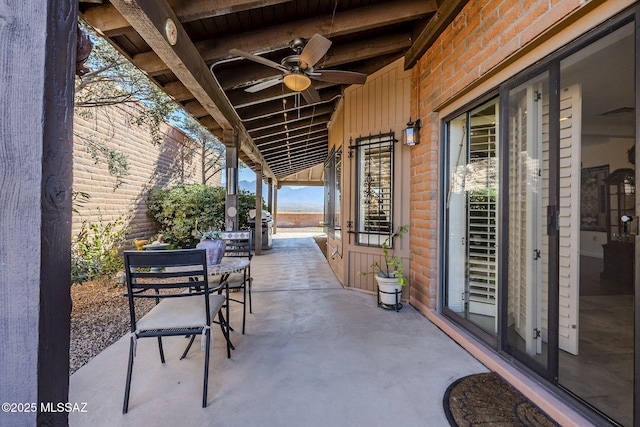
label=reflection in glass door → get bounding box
[445,99,499,337]
[557,23,635,426]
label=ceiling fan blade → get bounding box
[301,86,321,104]
[245,77,283,93]
[311,69,367,85]
[229,48,288,72]
[299,34,332,68]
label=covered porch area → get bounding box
[68,232,486,426]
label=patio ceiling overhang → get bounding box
[79,0,468,186]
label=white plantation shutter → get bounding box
[467,123,498,318]
[557,84,581,355]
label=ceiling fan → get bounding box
[229,34,367,104]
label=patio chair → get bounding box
[122,249,229,413]
[219,230,253,334]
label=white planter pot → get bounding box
[375,274,403,307]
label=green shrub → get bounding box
[147,184,266,249]
[71,214,129,284]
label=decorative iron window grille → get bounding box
[324,148,342,239]
[350,132,396,246]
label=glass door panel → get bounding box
[506,72,550,368]
[445,99,499,336]
[557,23,635,426]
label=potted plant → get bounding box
[134,239,148,250]
[359,225,409,309]
[195,230,226,265]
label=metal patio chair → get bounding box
[219,230,253,334]
[122,249,229,413]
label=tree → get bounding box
[177,115,226,185]
[74,20,227,188]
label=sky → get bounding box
[223,167,304,189]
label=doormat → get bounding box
[443,372,559,427]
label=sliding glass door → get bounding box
[502,20,636,425]
[443,10,638,426]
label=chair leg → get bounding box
[217,310,233,358]
[241,283,247,335]
[202,329,211,408]
[248,277,253,314]
[123,336,135,414]
[157,336,166,363]
[180,335,197,359]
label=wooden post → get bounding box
[267,178,273,214]
[224,129,238,230]
[254,165,263,255]
[273,184,279,234]
[0,1,76,425]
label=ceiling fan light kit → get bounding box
[283,72,311,91]
[229,34,367,104]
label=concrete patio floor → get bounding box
[69,231,487,427]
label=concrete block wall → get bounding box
[276,212,324,228]
[73,102,221,245]
[409,0,583,313]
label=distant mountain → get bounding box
[239,180,324,212]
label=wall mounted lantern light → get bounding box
[404,118,421,146]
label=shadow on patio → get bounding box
[69,231,486,426]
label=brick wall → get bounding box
[73,102,221,246]
[409,0,583,313]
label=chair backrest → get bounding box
[218,230,252,260]
[123,249,211,330]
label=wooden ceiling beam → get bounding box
[269,151,328,171]
[270,157,327,176]
[229,82,340,109]
[245,110,333,134]
[261,145,328,163]
[198,116,221,131]
[162,80,194,102]
[237,88,341,120]
[253,122,327,142]
[258,134,327,153]
[404,0,470,69]
[277,179,323,186]
[107,0,276,180]
[83,0,293,37]
[131,0,437,75]
[248,114,332,139]
[271,157,326,172]
[183,100,209,118]
[262,144,328,163]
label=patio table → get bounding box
[167,257,250,355]
[167,257,250,286]
[206,258,250,284]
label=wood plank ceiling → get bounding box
[79,0,467,184]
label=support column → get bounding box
[273,185,279,234]
[254,165,263,255]
[267,178,273,214]
[223,129,238,230]
[0,1,76,425]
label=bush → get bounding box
[147,184,266,249]
[71,214,129,284]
